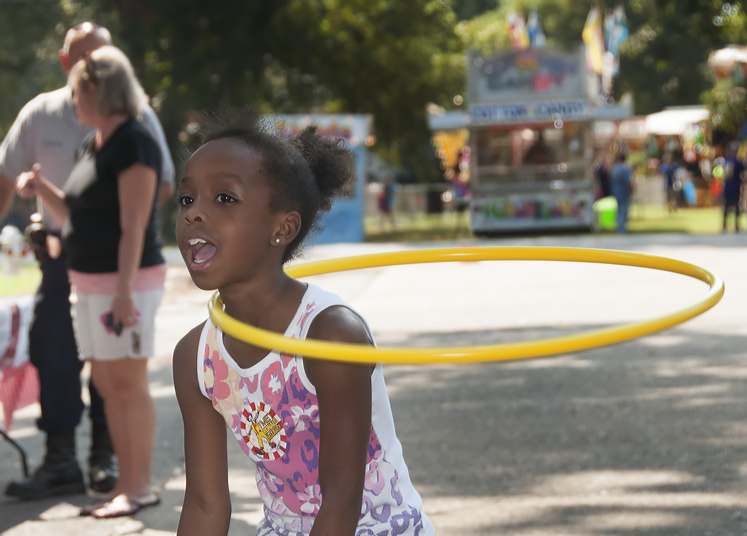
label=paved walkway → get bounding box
[1,232,746,535]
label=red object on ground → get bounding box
[0,299,39,430]
[0,362,39,430]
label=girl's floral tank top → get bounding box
[198,283,435,536]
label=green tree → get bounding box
[0,2,75,139]
[269,0,464,181]
[456,0,747,115]
[618,0,745,114]
[702,79,747,141]
[76,0,467,183]
[456,0,593,55]
[1,1,472,184]
[451,0,499,21]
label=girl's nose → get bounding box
[184,203,204,223]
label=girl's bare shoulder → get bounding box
[307,305,370,345]
[173,321,208,385]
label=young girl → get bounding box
[173,109,434,536]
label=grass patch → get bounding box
[0,264,41,297]
[364,213,474,242]
[628,206,745,234]
[364,206,745,241]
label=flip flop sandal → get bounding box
[80,497,114,517]
[90,494,161,519]
[91,496,141,519]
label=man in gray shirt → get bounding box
[0,22,174,499]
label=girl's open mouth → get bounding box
[187,238,217,270]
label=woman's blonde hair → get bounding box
[68,45,147,118]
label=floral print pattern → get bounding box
[200,286,431,536]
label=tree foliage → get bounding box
[0,2,73,139]
[270,0,464,179]
[456,0,599,56]
[456,0,747,115]
[8,0,746,184]
[82,0,465,182]
[618,0,746,114]
[450,0,498,21]
[702,79,747,140]
[0,0,474,183]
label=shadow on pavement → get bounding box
[1,323,745,535]
[382,325,747,535]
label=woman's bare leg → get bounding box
[116,358,156,497]
[82,362,128,513]
[92,364,132,490]
[89,358,156,516]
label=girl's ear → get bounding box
[273,211,301,246]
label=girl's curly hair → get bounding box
[188,107,356,263]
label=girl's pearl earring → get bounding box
[275,238,280,243]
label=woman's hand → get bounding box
[16,164,42,199]
[111,294,138,329]
[15,163,69,221]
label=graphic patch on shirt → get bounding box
[240,402,287,460]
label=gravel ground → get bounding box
[0,232,745,536]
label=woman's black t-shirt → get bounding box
[63,118,165,273]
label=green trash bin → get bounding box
[593,196,617,231]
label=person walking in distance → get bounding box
[377,173,396,232]
[609,152,633,233]
[658,153,679,213]
[0,22,174,500]
[722,141,744,233]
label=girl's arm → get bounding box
[16,164,69,222]
[173,323,232,536]
[306,306,374,536]
[113,163,157,327]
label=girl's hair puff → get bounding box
[191,107,356,263]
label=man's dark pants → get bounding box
[30,254,106,433]
[723,192,741,231]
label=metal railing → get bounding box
[475,162,587,186]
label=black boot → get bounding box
[5,428,85,500]
[88,422,118,493]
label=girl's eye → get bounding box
[217,193,235,203]
[179,195,193,206]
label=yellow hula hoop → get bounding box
[208,247,724,365]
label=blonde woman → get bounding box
[17,45,164,518]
